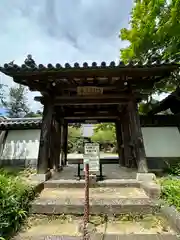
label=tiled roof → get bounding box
[0,117,42,130]
[0,115,179,130]
[0,59,179,77]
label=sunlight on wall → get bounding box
[142,127,180,157]
[0,129,40,160]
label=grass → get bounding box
[0,167,37,239]
[159,177,180,211]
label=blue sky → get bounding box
[0,0,168,112]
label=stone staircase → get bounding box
[31,179,160,215]
[13,178,180,239]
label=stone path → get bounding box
[52,164,137,180]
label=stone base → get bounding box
[32,171,52,182]
[136,173,156,182]
[140,181,161,199]
[136,173,160,200]
[52,166,63,172]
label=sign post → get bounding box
[84,143,100,172]
[83,143,100,239]
[83,162,89,240]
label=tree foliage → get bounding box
[25,110,42,118]
[92,123,116,144]
[4,85,30,118]
[120,0,180,61]
[119,0,180,92]
[0,84,7,107]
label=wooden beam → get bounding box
[65,116,117,120]
[53,95,131,106]
[68,119,116,123]
[62,109,118,117]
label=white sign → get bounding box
[84,143,100,172]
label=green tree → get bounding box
[25,110,42,118]
[92,123,116,144]
[68,126,82,153]
[0,83,7,106]
[119,0,180,92]
[4,85,30,117]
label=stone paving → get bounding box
[52,164,137,180]
[51,153,137,180]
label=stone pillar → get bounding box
[37,101,53,174]
[129,100,148,173]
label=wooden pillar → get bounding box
[63,121,68,166]
[55,120,62,170]
[120,108,132,167]
[60,119,65,166]
[37,101,53,174]
[50,116,62,171]
[129,100,148,173]
[115,119,123,166]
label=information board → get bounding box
[83,143,100,172]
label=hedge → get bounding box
[0,169,36,239]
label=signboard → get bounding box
[83,143,100,172]
[77,86,103,96]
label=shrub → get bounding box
[160,177,180,211]
[163,159,180,176]
[0,170,36,239]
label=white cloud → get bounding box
[0,0,133,111]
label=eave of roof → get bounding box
[0,115,180,130]
[0,60,179,79]
[0,117,42,130]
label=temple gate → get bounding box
[0,57,178,176]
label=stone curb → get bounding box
[44,179,141,188]
[161,205,180,234]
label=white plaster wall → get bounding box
[0,129,40,160]
[142,127,180,157]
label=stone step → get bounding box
[44,179,141,188]
[13,214,179,240]
[13,234,179,240]
[31,187,159,215]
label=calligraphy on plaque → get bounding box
[77,86,103,96]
